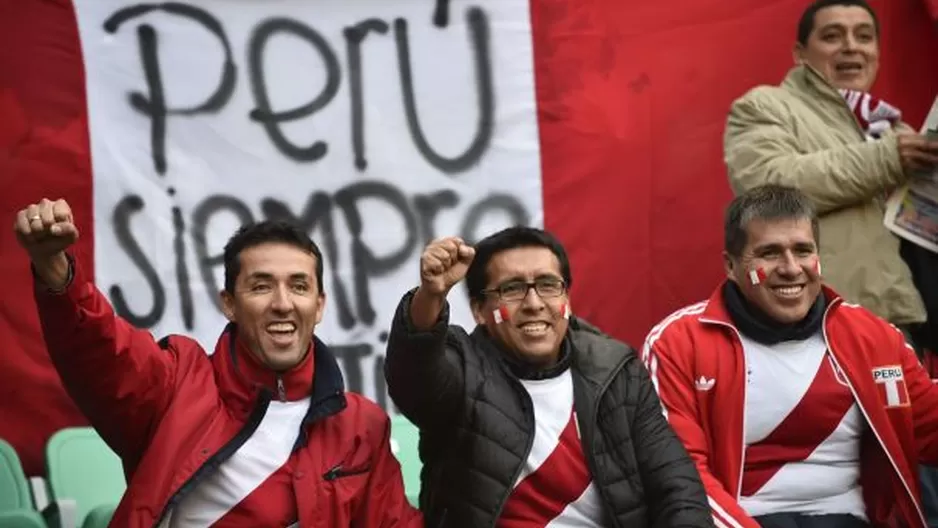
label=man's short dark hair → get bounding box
[465,226,572,303]
[797,0,879,45]
[223,221,324,294]
[724,185,820,257]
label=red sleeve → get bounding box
[357,413,423,527]
[33,255,175,462]
[898,327,938,464]
[642,331,761,528]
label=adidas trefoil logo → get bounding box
[695,376,715,391]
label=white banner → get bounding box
[74,0,542,408]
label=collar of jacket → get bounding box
[783,64,874,138]
[701,281,844,331]
[211,324,347,420]
[784,64,844,104]
[722,280,826,345]
[566,317,632,389]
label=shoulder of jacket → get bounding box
[155,333,209,362]
[337,393,394,441]
[443,324,489,367]
[731,85,797,115]
[832,302,899,336]
[155,335,221,388]
[570,319,634,356]
[829,302,913,360]
[342,392,389,422]
[643,301,709,349]
[443,323,472,346]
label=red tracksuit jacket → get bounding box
[641,284,938,528]
[33,258,422,527]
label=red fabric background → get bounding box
[1,0,936,476]
[0,0,92,476]
[537,0,938,347]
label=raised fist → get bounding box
[14,198,79,288]
[419,236,475,296]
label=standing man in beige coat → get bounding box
[724,0,938,340]
[724,1,938,525]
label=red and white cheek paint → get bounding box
[492,305,511,324]
[748,267,767,286]
[559,303,571,320]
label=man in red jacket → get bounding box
[13,197,421,528]
[642,185,938,528]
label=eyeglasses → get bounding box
[482,277,567,302]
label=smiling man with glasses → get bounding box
[384,226,712,528]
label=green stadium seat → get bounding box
[78,505,116,528]
[44,428,125,528]
[389,415,422,506]
[0,439,46,528]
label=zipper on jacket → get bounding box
[491,376,537,522]
[699,317,749,501]
[580,356,629,528]
[704,300,927,526]
[151,392,272,527]
[822,318,928,527]
[277,376,286,402]
[323,464,371,481]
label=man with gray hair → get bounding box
[642,185,938,528]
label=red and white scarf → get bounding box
[839,89,902,139]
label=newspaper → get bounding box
[884,95,938,253]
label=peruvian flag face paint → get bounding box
[492,305,511,324]
[748,267,767,286]
[559,303,571,320]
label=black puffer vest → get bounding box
[386,295,711,528]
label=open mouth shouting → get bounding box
[834,61,864,76]
[266,321,297,346]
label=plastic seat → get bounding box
[0,439,45,528]
[389,415,422,506]
[45,428,125,528]
[0,512,46,528]
[79,505,117,528]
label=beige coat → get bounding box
[724,65,926,325]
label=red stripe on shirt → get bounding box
[741,356,854,497]
[208,459,299,527]
[497,411,592,527]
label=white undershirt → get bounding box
[160,397,310,527]
[500,371,603,527]
[739,333,865,519]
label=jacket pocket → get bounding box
[322,435,372,481]
[322,463,370,481]
[318,435,373,524]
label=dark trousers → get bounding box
[922,466,938,528]
[900,239,938,354]
[754,513,868,528]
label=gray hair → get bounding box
[724,185,820,257]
